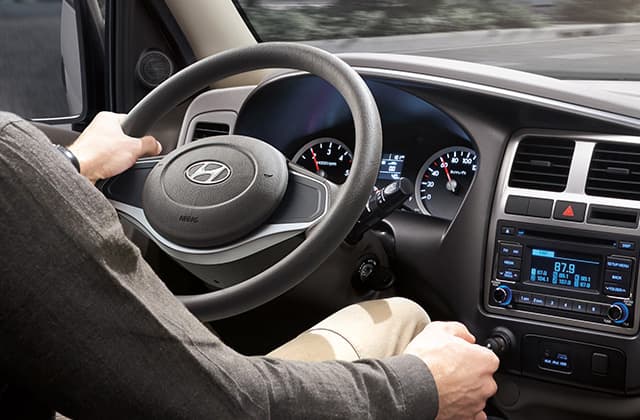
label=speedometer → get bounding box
[415,146,478,219]
[292,137,353,184]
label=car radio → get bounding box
[487,220,638,334]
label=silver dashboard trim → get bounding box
[485,130,640,335]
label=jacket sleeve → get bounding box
[0,112,438,419]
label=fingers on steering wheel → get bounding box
[139,135,163,157]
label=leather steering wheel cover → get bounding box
[122,43,382,321]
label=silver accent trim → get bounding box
[110,170,328,265]
[485,129,640,335]
[184,160,232,185]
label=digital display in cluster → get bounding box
[378,153,405,181]
[527,248,601,291]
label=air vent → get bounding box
[509,137,575,192]
[191,121,230,141]
[586,142,640,201]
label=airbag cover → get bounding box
[142,135,288,248]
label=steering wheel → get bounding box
[100,43,382,321]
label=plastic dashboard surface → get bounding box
[173,54,640,417]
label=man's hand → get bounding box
[403,321,499,420]
[68,112,162,183]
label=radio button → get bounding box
[501,226,516,236]
[499,256,521,270]
[498,241,523,257]
[618,241,636,251]
[606,257,633,271]
[517,293,532,304]
[604,283,630,297]
[497,269,520,281]
[559,299,573,311]
[605,270,630,286]
[572,301,587,313]
[531,295,545,306]
[587,303,604,315]
[545,297,559,308]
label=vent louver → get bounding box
[509,137,575,192]
[586,142,640,201]
[191,121,230,141]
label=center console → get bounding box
[486,131,640,393]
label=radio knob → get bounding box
[607,302,630,324]
[493,285,512,306]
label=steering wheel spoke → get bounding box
[98,43,381,321]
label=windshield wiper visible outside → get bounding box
[237,0,640,80]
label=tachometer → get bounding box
[415,146,478,219]
[292,137,353,184]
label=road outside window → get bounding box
[237,0,640,80]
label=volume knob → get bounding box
[607,302,629,324]
[493,285,512,306]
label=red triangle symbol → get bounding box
[562,205,575,217]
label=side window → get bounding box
[0,0,84,121]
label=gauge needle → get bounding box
[442,158,458,193]
[310,147,320,172]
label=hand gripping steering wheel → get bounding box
[100,43,382,321]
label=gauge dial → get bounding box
[292,138,353,184]
[415,146,478,219]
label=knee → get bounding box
[367,297,430,331]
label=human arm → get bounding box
[404,321,500,420]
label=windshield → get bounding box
[236,0,640,80]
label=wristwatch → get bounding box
[54,144,81,173]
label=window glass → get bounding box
[0,0,83,120]
[237,0,640,80]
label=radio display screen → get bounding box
[526,248,601,291]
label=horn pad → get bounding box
[142,135,289,248]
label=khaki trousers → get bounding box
[268,297,431,361]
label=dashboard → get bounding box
[163,54,640,420]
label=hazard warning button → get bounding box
[553,201,586,222]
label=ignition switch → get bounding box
[354,255,394,291]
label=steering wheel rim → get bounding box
[119,42,382,321]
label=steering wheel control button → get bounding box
[143,136,289,248]
[553,201,586,222]
[493,285,512,306]
[505,195,529,216]
[606,257,633,271]
[607,302,629,324]
[527,198,553,218]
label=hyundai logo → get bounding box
[184,161,231,185]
